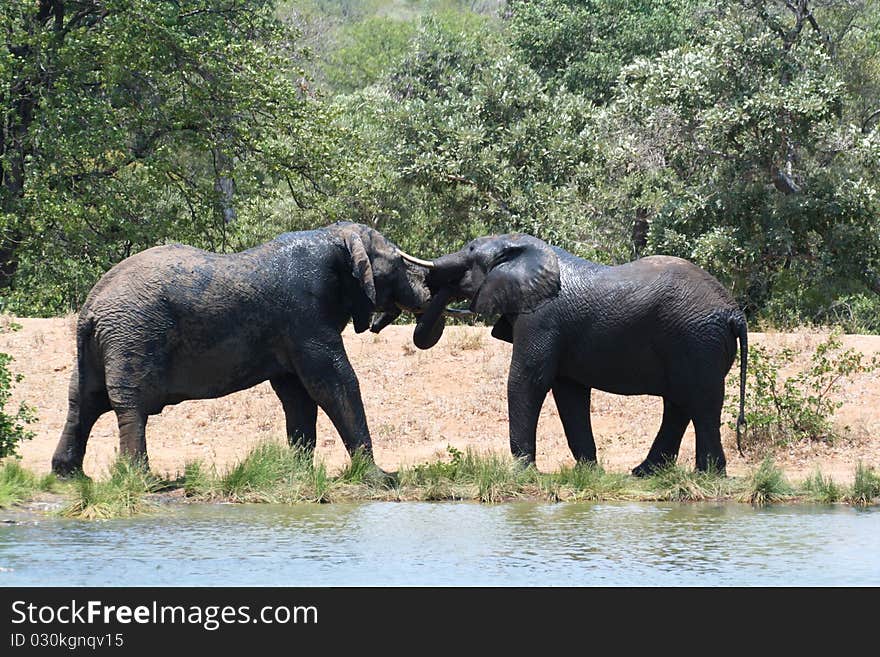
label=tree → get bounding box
[0,0,335,314]
[506,0,698,103]
[601,0,880,322]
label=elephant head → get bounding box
[412,234,561,349]
[331,222,435,334]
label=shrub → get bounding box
[730,332,879,451]
[0,323,37,459]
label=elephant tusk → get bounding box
[397,249,435,269]
[443,307,473,316]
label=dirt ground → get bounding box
[2,316,879,484]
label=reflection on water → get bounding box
[1,502,878,586]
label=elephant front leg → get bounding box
[506,343,556,465]
[295,340,373,458]
[270,374,318,451]
[551,379,596,463]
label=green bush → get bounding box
[731,332,879,451]
[0,323,36,459]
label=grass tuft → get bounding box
[742,457,791,506]
[218,441,323,503]
[845,462,880,506]
[0,460,55,507]
[541,462,629,501]
[802,469,842,504]
[59,457,161,519]
[644,462,729,502]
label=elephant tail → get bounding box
[730,312,748,457]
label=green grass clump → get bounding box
[540,462,629,501]
[182,460,218,499]
[845,463,880,507]
[802,469,842,504]
[0,460,56,507]
[643,462,730,502]
[60,457,161,520]
[218,441,329,503]
[742,457,791,506]
[397,446,536,502]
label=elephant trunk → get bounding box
[412,251,471,349]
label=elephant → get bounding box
[51,222,434,476]
[412,233,748,476]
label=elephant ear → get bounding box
[342,229,376,333]
[471,239,561,316]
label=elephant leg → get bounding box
[551,378,596,463]
[115,407,149,468]
[52,377,111,476]
[507,337,558,465]
[693,402,726,475]
[632,399,690,477]
[270,374,318,451]
[294,339,372,458]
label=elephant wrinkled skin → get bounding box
[415,234,748,476]
[51,222,431,476]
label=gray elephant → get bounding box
[413,234,748,475]
[51,222,433,476]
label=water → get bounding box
[1,502,878,586]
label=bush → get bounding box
[731,332,879,451]
[0,323,37,459]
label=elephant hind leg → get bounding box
[692,404,726,475]
[114,407,149,468]
[52,374,111,477]
[632,399,690,477]
[270,374,318,451]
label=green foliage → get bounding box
[612,2,880,317]
[507,0,698,102]
[0,324,36,459]
[1,0,338,315]
[644,462,729,501]
[802,468,842,504]
[742,457,791,506]
[213,441,334,503]
[0,459,55,508]
[539,461,629,501]
[324,16,417,92]
[60,457,162,520]
[846,462,880,506]
[731,332,880,450]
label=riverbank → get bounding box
[1,317,879,497]
[2,445,879,520]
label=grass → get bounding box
[538,462,630,502]
[643,462,733,502]
[803,468,843,504]
[447,329,485,353]
[0,459,56,507]
[211,441,334,504]
[397,446,537,502]
[3,442,878,519]
[59,457,162,520]
[845,462,880,506]
[742,457,792,506]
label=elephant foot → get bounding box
[695,459,727,477]
[51,457,85,479]
[631,459,669,478]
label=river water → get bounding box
[1,502,878,586]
